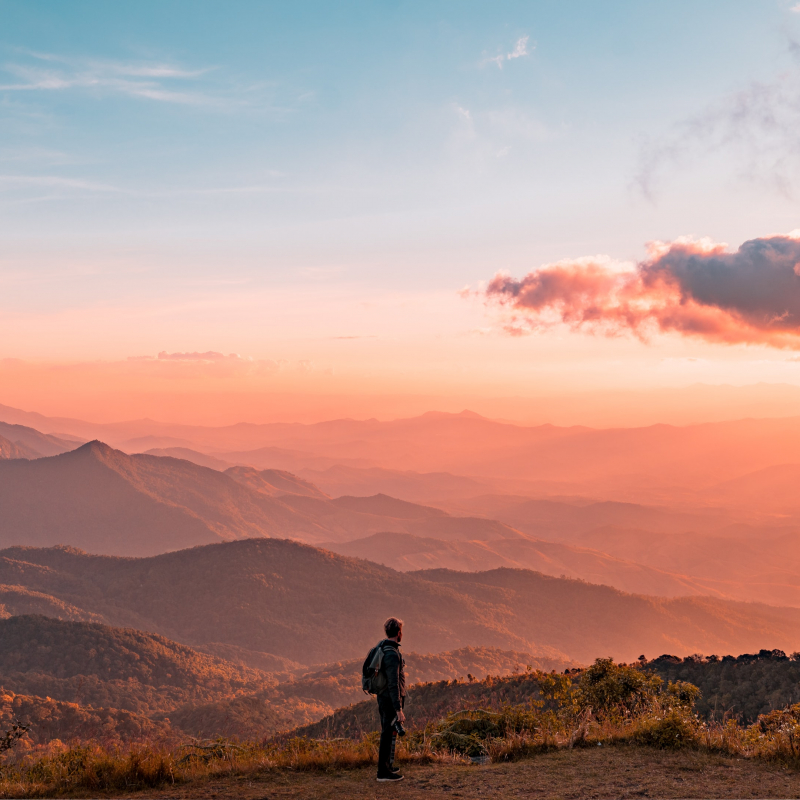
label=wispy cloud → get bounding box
[634,46,800,199]
[507,36,530,60]
[0,51,231,108]
[481,35,532,69]
[0,174,122,192]
[156,350,242,361]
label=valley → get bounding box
[3,403,800,771]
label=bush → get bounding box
[633,709,699,749]
[428,710,504,757]
[578,658,660,716]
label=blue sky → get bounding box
[4,0,800,413]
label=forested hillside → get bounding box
[0,616,572,741]
[0,616,267,715]
[3,541,800,665]
[0,690,167,745]
[647,650,800,722]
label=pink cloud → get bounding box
[157,351,240,361]
[481,234,800,348]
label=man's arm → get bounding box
[383,647,402,712]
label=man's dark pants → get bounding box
[377,694,399,776]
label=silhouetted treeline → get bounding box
[646,649,800,723]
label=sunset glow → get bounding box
[9,6,800,788]
[3,2,800,424]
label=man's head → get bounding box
[384,617,403,642]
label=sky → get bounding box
[3,0,800,424]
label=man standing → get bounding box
[377,616,406,783]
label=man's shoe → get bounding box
[377,773,404,782]
[389,766,401,773]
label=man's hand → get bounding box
[397,710,405,723]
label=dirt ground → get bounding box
[137,745,800,799]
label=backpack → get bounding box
[361,641,389,694]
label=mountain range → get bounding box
[3,539,800,665]
[0,421,79,459]
[0,441,520,555]
[0,615,563,741]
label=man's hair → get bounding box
[384,617,403,638]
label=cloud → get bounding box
[481,35,532,69]
[635,49,800,198]
[0,174,121,192]
[0,52,229,108]
[135,351,285,377]
[157,351,242,361]
[507,36,530,60]
[792,3,800,11]
[479,233,800,348]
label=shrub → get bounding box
[577,658,664,719]
[632,709,699,749]
[428,710,504,757]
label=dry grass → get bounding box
[136,746,800,799]
[4,719,800,799]
[5,659,800,797]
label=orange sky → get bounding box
[5,4,800,429]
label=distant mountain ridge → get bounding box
[11,402,800,493]
[322,532,727,599]
[0,421,79,459]
[142,447,232,470]
[0,441,520,555]
[225,466,329,499]
[0,435,37,460]
[2,539,800,665]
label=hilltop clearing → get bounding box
[6,658,800,798]
[137,750,800,800]
[2,540,800,664]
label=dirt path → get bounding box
[137,746,800,799]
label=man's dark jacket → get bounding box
[378,639,405,711]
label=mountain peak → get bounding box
[73,440,116,457]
